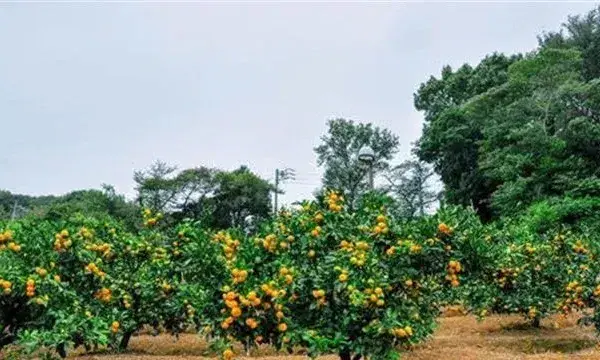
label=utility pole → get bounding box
[274,168,295,214]
[274,169,279,215]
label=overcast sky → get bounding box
[0,1,597,205]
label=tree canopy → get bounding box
[314,118,399,206]
[414,6,600,222]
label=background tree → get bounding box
[41,186,140,229]
[133,160,182,212]
[384,158,440,219]
[209,166,273,230]
[133,162,272,229]
[314,118,399,206]
[414,53,520,220]
[0,190,58,220]
[414,6,600,223]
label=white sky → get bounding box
[0,1,597,205]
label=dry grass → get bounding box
[71,313,600,360]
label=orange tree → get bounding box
[0,217,116,356]
[101,210,225,350]
[396,205,496,311]
[455,220,600,327]
[208,191,465,360]
[0,210,225,357]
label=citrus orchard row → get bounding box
[2,191,600,360]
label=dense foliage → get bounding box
[0,192,480,360]
[414,6,600,223]
[5,6,600,360]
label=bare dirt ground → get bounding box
[72,313,600,360]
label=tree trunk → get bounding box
[532,316,541,328]
[119,330,134,350]
[56,343,67,358]
[340,350,352,360]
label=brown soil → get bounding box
[71,313,600,360]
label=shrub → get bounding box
[209,192,463,360]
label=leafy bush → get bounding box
[208,192,466,360]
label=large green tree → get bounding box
[208,166,273,230]
[134,162,272,229]
[414,6,600,221]
[0,186,139,229]
[414,53,520,220]
[314,118,399,206]
[133,161,219,214]
[384,158,440,218]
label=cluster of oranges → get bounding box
[122,294,132,309]
[312,289,327,306]
[53,230,72,252]
[214,231,240,260]
[84,262,106,278]
[25,279,35,297]
[310,226,322,238]
[0,230,19,252]
[337,268,349,283]
[78,227,94,240]
[398,239,422,254]
[0,279,12,294]
[221,315,235,329]
[260,282,285,299]
[35,267,48,278]
[446,260,462,287]
[274,303,285,320]
[339,240,354,252]
[111,321,120,333]
[160,281,173,294]
[594,284,600,297]
[325,191,343,212]
[142,208,161,227]
[223,291,243,320]
[223,348,235,360]
[86,243,111,257]
[220,288,283,331]
[33,294,49,306]
[524,243,536,255]
[560,280,586,314]
[6,241,21,252]
[231,268,248,284]
[349,241,369,267]
[95,287,112,303]
[385,246,396,256]
[239,291,262,307]
[0,230,13,243]
[364,287,385,307]
[314,212,324,223]
[438,223,453,236]
[245,317,259,329]
[372,215,389,235]
[152,247,169,263]
[171,241,182,257]
[261,234,279,253]
[572,240,588,254]
[495,267,517,289]
[185,303,196,318]
[279,267,294,285]
[391,325,413,338]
